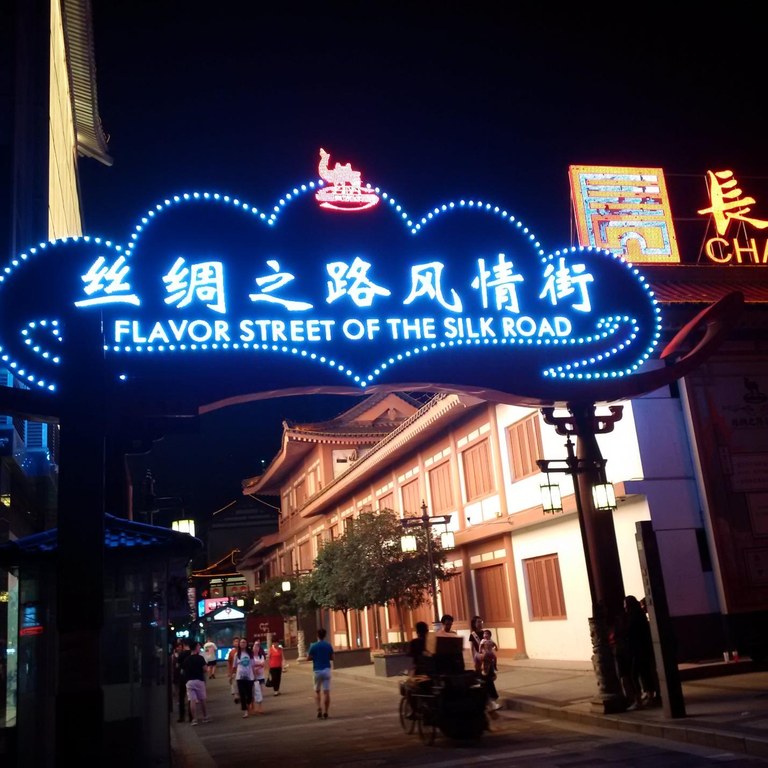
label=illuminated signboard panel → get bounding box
[0,152,662,407]
[697,169,768,264]
[569,165,680,265]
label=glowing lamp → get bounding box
[592,482,617,511]
[171,519,196,537]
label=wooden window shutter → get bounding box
[428,461,453,514]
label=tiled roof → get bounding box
[234,533,282,569]
[652,280,768,304]
[643,265,768,305]
[0,514,202,567]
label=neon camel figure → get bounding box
[318,148,363,191]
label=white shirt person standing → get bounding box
[202,637,218,679]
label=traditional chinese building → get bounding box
[237,168,768,665]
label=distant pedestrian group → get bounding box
[174,630,339,726]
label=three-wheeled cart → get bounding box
[399,671,488,745]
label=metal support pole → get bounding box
[422,503,441,626]
[539,403,627,714]
[56,312,107,764]
[401,501,451,629]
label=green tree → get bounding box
[310,509,454,646]
[249,573,318,618]
[248,575,295,617]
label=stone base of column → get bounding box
[588,614,628,714]
[589,692,628,714]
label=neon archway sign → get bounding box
[0,150,664,408]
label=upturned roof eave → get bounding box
[62,0,113,166]
[297,392,482,519]
[243,394,423,495]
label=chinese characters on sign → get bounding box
[698,170,768,264]
[570,165,768,266]
[89,250,596,346]
[0,152,662,396]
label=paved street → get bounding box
[172,664,768,767]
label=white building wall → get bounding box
[625,390,720,618]
[512,517,593,659]
[496,401,656,661]
[509,497,652,661]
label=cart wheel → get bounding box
[399,695,416,734]
[416,706,436,745]
[439,714,485,740]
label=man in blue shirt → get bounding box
[307,628,334,719]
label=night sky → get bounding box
[78,3,768,523]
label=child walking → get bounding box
[479,629,500,710]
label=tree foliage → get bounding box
[304,509,454,644]
[249,573,317,617]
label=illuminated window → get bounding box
[524,554,566,620]
[462,440,493,502]
[506,414,543,481]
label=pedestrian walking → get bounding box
[253,641,267,711]
[479,629,501,709]
[408,621,431,677]
[469,615,484,673]
[182,641,210,725]
[268,638,285,695]
[470,615,499,709]
[434,614,464,674]
[227,636,241,704]
[203,636,218,679]
[307,628,334,719]
[234,638,258,717]
[624,594,659,709]
[436,614,457,635]
[610,601,639,708]
[174,639,192,722]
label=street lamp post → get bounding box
[282,570,311,657]
[401,501,452,628]
[536,403,627,714]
